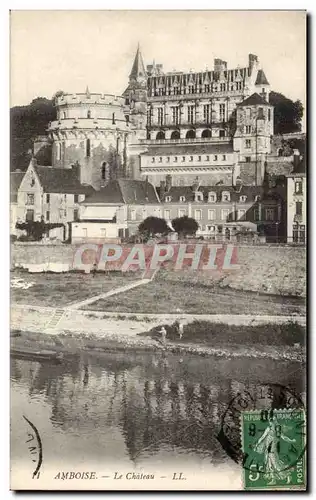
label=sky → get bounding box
[10,10,306,121]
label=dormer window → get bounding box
[190,156,193,162]
[195,192,203,202]
[179,196,186,202]
[222,191,230,202]
[208,192,216,203]
[166,157,170,163]
[198,156,201,161]
[165,196,171,202]
[151,157,155,163]
[174,157,178,162]
[159,157,162,163]
[182,156,185,162]
[214,155,218,161]
[255,195,261,202]
[239,195,247,203]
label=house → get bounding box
[159,179,284,242]
[10,170,24,235]
[14,158,94,240]
[71,178,161,243]
[286,152,306,244]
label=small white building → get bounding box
[286,153,306,244]
[71,178,161,243]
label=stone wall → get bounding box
[11,243,306,297]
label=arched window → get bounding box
[186,129,196,139]
[201,129,212,138]
[86,138,91,158]
[156,131,165,140]
[101,162,107,180]
[171,130,180,140]
[87,110,91,118]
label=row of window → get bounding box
[129,208,276,222]
[60,111,116,122]
[155,104,226,126]
[153,129,226,140]
[151,154,227,164]
[150,82,243,96]
[24,209,79,222]
[165,193,248,203]
[26,193,80,205]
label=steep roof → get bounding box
[255,69,270,86]
[129,44,146,81]
[238,93,270,107]
[10,171,24,202]
[289,157,306,176]
[142,143,233,156]
[33,165,95,195]
[82,179,160,205]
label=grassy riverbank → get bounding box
[11,318,306,363]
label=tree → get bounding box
[269,91,304,135]
[10,96,57,171]
[171,216,199,238]
[16,220,64,241]
[138,217,169,239]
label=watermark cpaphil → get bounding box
[72,243,239,275]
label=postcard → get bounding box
[10,10,306,491]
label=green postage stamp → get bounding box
[241,408,306,490]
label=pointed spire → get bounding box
[129,44,146,82]
[85,86,90,98]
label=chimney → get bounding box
[214,58,227,72]
[145,175,149,201]
[165,174,172,192]
[293,149,300,168]
[72,161,81,183]
[248,54,258,72]
[160,180,166,200]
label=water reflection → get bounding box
[10,351,305,467]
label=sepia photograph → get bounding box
[9,9,306,491]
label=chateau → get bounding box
[40,46,274,190]
[11,46,305,244]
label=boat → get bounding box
[10,347,63,364]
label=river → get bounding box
[10,350,306,490]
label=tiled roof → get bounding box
[255,69,269,86]
[10,171,24,202]
[143,143,234,156]
[290,157,306,175]
[238,93,270,107]
[34,166,95,195]
[160,185,266,203]
[83,179,160,205]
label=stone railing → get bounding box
[140,136,230,145]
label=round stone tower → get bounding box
[48,88,131,189]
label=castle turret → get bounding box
[123,44,148,134]
[233,93,274,185]
[48,91,131,189]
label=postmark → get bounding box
[23,415,43,479]
[241,408,306,490]
[217,383,305,468]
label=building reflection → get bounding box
[10,351,305,464]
